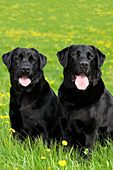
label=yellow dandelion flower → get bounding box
[60,74,63,77]
[7,92,10,97]
[109,65,112,68]
[9,128,16,133]
[47,167,51,170]
[111,60,113,62]
[0,104,2,106]
[0,116,9,118]
[48,58,52,61]
[41,156,46,160]
[62,140,68,146]
[46,149,51,152]
[45,77,49,81]
[58,160,67,167]
[107,52,110,55]
[49,80,54,85]
[106,72,109,75]
[1,94,6,97]
[5,121,9,124]
[3,104,6,106]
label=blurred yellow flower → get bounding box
[5,121,9,124]
[62,140,68,146]
[60,74,63,77]
[48,58,52,61]
[41,156,46,160]
[0,116,9,118]
[49,80,54,84]
[46,149,51,152]
[7,92,10,97]
[58,160,67,167]
[9,128,16,133]
[1,94,5,97]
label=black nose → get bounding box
[80,61,89,71]
[21,65,30,73]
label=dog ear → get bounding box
[39,53,47,71]
[2,52,12,71]
[2,47,19,71]
[57,46,73,68]
[91,46,106,68]
[90,46,106,86]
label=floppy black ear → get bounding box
[39,53,47,71]
[91,46,106,68]
[2,47,19,71]
[57,46,73,68]
[2,52,11,70]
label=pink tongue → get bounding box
[19,76,31,87]
[75,74,89,90]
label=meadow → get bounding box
[0,0,113,169]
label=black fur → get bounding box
[2,47,60,143]
[57,45,113,153]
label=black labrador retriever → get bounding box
[2,47,60,143]
[57,45,113,153]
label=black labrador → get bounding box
[2,47,60,143]
[57,45,113,153]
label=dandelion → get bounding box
[3,104,6,106]
[0,116,9,118]
[9,128,16,133]
[107,52,110,55]
[58,160,67,167]
[106,72,109,75]
[1,94,5,97]
[62,140,68,146]
[5,121,9,124]
[46,149,51,152]
[49,80,54,85]
[111,60,113,62]
[7,92,10,97]
[41,156,46,160]
[47,167,51,170]
[45,77,49,82]
[48,58,52,61]
[109,65,112,68]
[60,74,63,77]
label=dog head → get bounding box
[2,47,47,87]
[57,45,105,90]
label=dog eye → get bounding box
[14,56,21,61]
[88,55,93,59]
[29,56,37,62]
[72,53,78,58]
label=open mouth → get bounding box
[19,76,31,87]
[75,73,89,90]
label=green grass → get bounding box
[0,0,113,169]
